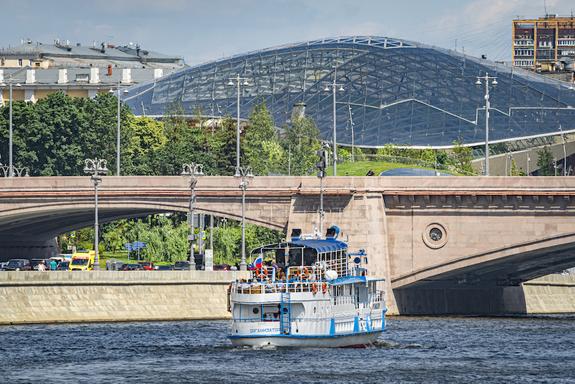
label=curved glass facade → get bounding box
[124,36,575,148]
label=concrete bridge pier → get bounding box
[286,192,398,314]
[393,285,528,315]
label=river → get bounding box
[0,316,574,383]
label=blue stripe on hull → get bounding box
[229,329,383,340]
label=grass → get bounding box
[98,251,173,268]
[328,160,440,176]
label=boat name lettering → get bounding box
[249,328,279,334]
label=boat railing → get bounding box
[232,280,329,295]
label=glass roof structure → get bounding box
[124,36,575,148]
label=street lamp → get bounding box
[109,81,129,176]
[228,75,250,176]
[527,155,531,176]
[1,67,27,177]
[84,158,109,271]
[235,166,254,271]
[559,125,567,176]
[475,73,498,176]
[315,145,328,236]
[181,162,204,270]
[0,161,29,177]
[324,66,344,176]
[505,152,513,176]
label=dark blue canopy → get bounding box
[251,239,347,255]
[290,239,347,253]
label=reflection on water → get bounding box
[0,316,574,383]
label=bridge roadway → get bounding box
[2,175,575,315]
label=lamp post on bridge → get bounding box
[0,161,29,177]
[315,144,328,236]
[324,65,345,176]
[235,166,254,271]
[182,163,204,270]
[227,75,250,177]
[109,80,129,176]
[475,73,498,176]
[84,158,109,271]
[0,66,28,177]
[559,125,567,176]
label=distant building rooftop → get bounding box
[0,39,185,69]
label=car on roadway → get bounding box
[121,263,144,271]
[57,261,70,271]
[2,259,32,271]
[154,265,174,271]
[213,264,232,271]
[138,262,154,271]
[173,261,191,271]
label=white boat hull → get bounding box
[229,331,382,348]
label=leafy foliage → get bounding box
[537,146,554,176]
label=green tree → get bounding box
[244,103,285,175]
[448,140,475,175]
[537,146,554,175]
[282,116,321,175]
[123,116,166,175]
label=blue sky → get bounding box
[1,0,573,65]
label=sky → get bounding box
[1,0,574,66]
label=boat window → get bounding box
[287,247,316,266]
[252,307,259,314]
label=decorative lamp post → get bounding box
[559,125,567,176]
[475,73,498,176]
[0,68,27,177]
[181,162,204,269]
[84,158,109,271]
[324,67,344,176]
[235,166,254,271]
[109,81,129,176]
[227,75,250,176]
[315,144,328,236]
[0,161,29,177]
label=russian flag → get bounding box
[250,255,263,270]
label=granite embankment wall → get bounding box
[506,274,575,314]
[0,272,574,325]
[0,271,248,325]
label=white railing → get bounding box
[233,280,330,295]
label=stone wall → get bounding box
[520,274,575,314]
[0,271,248,325]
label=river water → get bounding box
[0,316,574,383]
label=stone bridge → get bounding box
[2,176,575,315]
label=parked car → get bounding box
[154,265,174,271]
[30,259,48,271]
[213,264,231,271]
[121,263,144,271]
[138,262,154,271]
[57,261,70,271]
[173,261,191,271]
[106,260,125,271]
[0,261,7,270]
[3,259,32,271]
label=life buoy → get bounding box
[322,282,328,294]
[256,267,267,280]
[312,283,318,295]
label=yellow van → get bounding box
[69,250,96,271]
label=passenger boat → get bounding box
[228,225,387,348]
